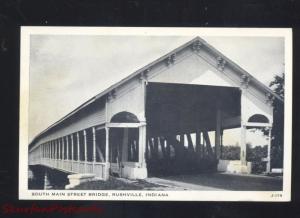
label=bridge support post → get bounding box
[46,143,48,159]
[215,109,222,159]
[62,137,65,160]
[240,125,247,165]
[46,142,49,161]
[62,138,65,169]
[50,141,52,159]
[104,127,110,180]
[266,127,272,173]
[43,143,45,159]
[58,139,61,161]
[66,136,69,171]
[83,130,87,173]
[55,140,57,167]
[49,142,51,163]
[71,134,74,171]
[66,136,69,160]
[39,144,42,162]
[136,123,147,179]
[92,127,96,173]
[45,143,48,159]
[46,142,49,159]
[52,141,54,159]
[77,132,80,172]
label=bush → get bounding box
[221,146,240,160]
[221,144,268,174]
[246,144,268,173]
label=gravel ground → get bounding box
[71,173,283,191]
[71,177,163,190]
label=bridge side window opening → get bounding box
[110,128,139,163]
[248,114,270,123]
[96,129,106,162]
[110,111,140,163]
[127,128,139,162]
[246,114,271,173]
[79,132,85,161]
[73,133,78,161]
[86,129,93,162]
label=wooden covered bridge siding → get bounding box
[29,37,277,180]
[29,99,110,179]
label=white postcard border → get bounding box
[19,27,292,201]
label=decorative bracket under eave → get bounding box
[166,53,176,66]
[107,89,116,102]
[139,69,149,84]
[192,40,202,52]
[240,74,251,89]
[216,56,227,71]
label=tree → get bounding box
[268,72,284,168]
[270,73,284,98]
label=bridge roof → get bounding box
[29,36,283,148]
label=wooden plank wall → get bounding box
[31,100,106,148]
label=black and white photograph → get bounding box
[19,27,292,201]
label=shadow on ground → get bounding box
[158,173,283,191]
[70,173,282,191]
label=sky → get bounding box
[29,35,284,145]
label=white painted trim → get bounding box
[245,122,272,127]
[106,122,146,128]
[95,124,106,130]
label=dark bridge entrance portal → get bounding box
[145,82,241,176]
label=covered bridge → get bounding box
[28,37,282,180]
